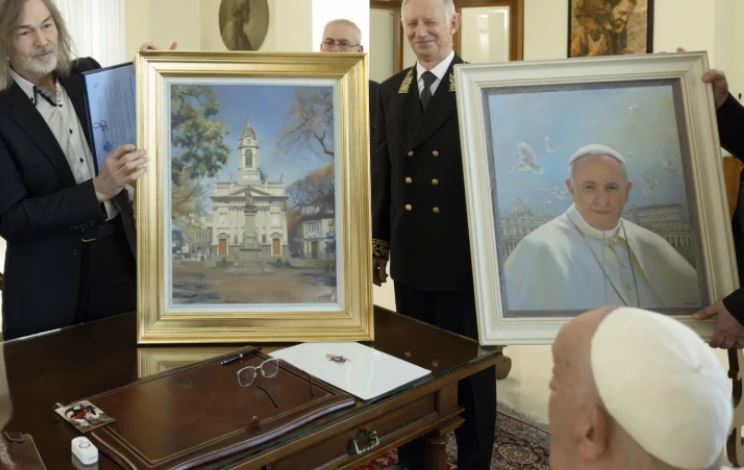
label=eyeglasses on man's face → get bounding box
[320,39,360,51]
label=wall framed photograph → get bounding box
[218,0,270,51]
[136,51,372,344]
[454,52,738,344]
[568,0,654,57]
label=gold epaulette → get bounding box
[398,69,414,94]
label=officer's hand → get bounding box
[372,257,388,286]
[93,144,147,201]
[139,41,177,51]
[701,69,729,109]
[693,300,744,349]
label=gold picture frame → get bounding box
[136,51,372,344]
[137,345,284,378]
[455,51,738,344]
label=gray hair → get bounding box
[568,144,629,184]
[323,18,361,42]
[0,0,74,92]
[401,0,457,23]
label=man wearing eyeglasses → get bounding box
[370,0,495,468]
[320,19,379,142]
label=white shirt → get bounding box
[416,50,454,98]
[9,69,117,220]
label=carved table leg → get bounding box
[494,346,512,380]
[424,432,449,470]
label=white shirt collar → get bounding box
[9,68,38,101]
[9,68,59,105]
[566,204,623,241]
[416,50,455,82]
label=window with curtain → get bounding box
[56,0,125,66]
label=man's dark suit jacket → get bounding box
[371,56,472,291]
[0,58,136,338]
[719,95,744,323]
[369,79,379,140]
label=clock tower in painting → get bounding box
[238,120,261,185]
[208,118,288,262]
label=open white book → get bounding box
[270,342,431,401]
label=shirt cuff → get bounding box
[372,239,389,259]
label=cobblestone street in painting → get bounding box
[172,264,337,304]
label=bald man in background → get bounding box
[320,18,379,142]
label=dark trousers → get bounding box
[75,218,136,323]
[394,282,496,470]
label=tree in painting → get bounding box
[278,88,336,262]
[170,86,231,244]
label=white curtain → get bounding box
[55,0,125,66]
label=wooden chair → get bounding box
[723,156,744,218]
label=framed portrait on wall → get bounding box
[136,51,372,344]
[454,52,738,345]
[568,0,654,57]
[218,0,270,51]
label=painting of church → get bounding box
[207,121,288,262]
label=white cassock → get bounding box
[503,205,700,311]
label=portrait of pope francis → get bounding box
[504,144,700,311]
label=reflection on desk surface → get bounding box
[137,345,282,378]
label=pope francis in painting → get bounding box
[504,144,700,311]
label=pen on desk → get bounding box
[220,346,259,366]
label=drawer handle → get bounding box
[349,428,380,456]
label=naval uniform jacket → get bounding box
[718,95,744,323]
[0,58,136,337]
[371,56,472,291]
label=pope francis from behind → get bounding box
[504,144,700,311]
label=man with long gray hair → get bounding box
[0,0,147,339]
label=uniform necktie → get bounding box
[419,71,436,111]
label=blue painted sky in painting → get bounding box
[170,79,335,189]
[486,81,691,222]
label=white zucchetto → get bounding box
[568,143,627,167]
[590,307,732,469]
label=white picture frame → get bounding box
[455,52,738,345]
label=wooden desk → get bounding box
[2,307,499,469]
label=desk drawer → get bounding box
[271,390,458,470]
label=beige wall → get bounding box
[124,0,375,56]
[118,0,743,312]
[0,1,739,318]
[524,0,744,97]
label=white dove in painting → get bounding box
[512,141,544,175]
[641,175,657,194]
[544,136,559,153]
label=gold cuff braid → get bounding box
[372,239,390,259]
